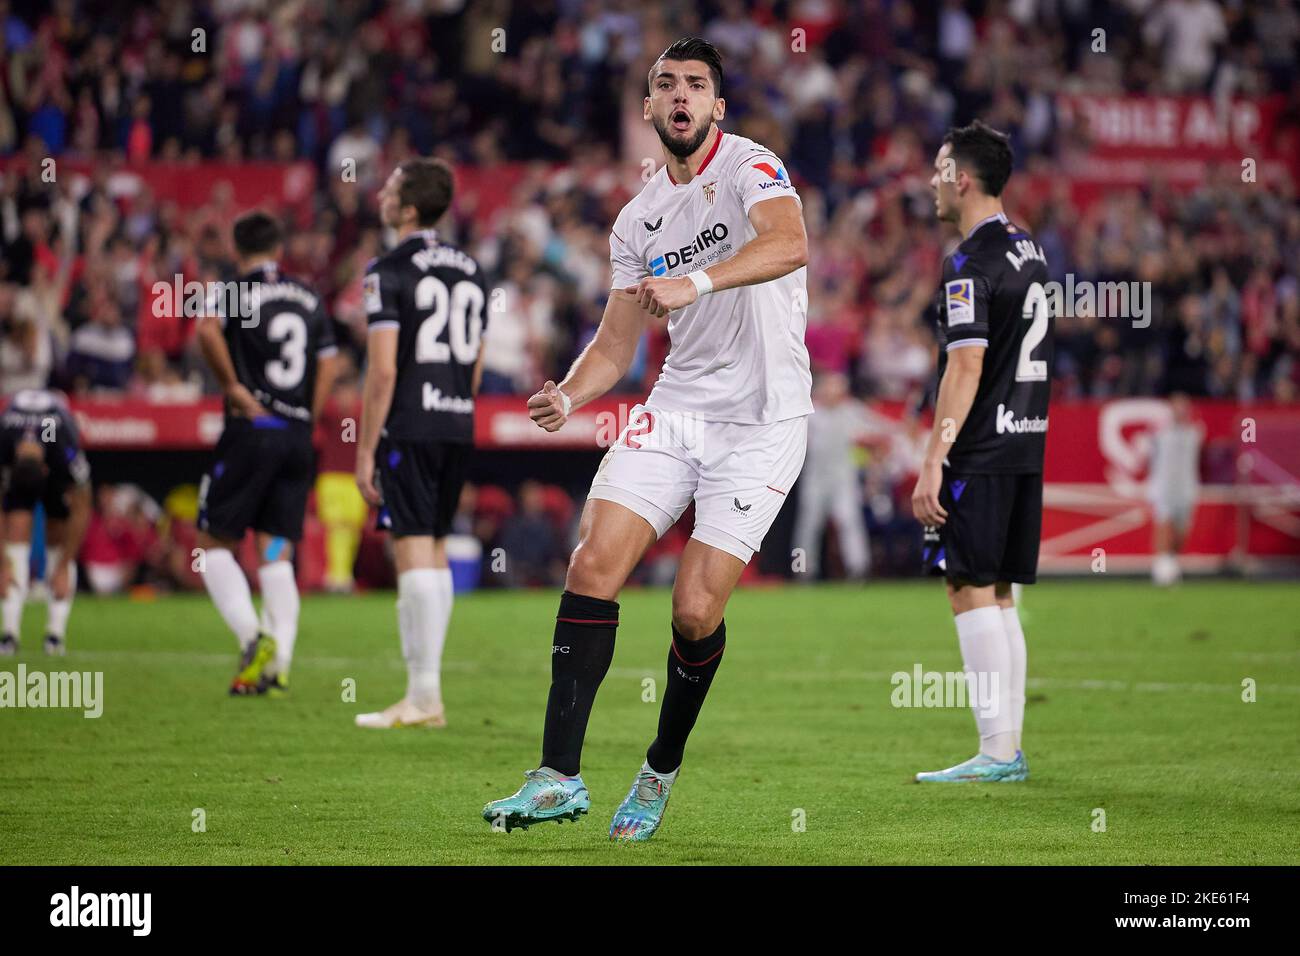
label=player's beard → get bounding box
[653,112,712,159]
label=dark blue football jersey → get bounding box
[934,214,1054,474]
[363,229,488,443]
[211,263,336,424]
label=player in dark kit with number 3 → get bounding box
[354,159,489,730]
[912,121,1054,783]
[196,212,341,696]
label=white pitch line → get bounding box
[36,652,1300,695]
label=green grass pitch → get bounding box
[2,581,1297,865]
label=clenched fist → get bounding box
[527,381,571,432]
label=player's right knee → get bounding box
[565,543,624,601]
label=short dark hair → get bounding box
[651,37,724,98]
[943,120,1014,197]
[232,211,283,256]
[397,158,454,227]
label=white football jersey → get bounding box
[609,131,813,424]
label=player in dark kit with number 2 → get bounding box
[354,159,488,730]
[911,121,1054,783]
[196,211,341,696]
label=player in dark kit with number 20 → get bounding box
[354,158,488,730]
[196,212,341,696]
[911,121,1054,783]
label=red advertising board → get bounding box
[1037,399,1300,569]
[67,395,1300,568]
[1057,94,1287,162]
[1007,94,1300,212]
[0,156,317,217]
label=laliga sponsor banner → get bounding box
[1054,94,1297,189]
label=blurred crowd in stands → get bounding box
[2,0,1298,587]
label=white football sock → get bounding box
[398,568,443,712]
[954,606,1016,762]
[258,560,300,674]
[1002,605,1027,753]
[45,548,76,639]
[432,565,453,660]
[202,548,259,650]
[3,542,31,637]
[395,589,415,665]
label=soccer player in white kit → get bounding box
[1148,392,1203,586]
[483,37,813,841]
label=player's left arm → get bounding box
[626,196,808,315]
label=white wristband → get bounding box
[687,270,713,297]
[557,388,572,417]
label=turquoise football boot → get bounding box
[609,762,678,842]
[1008,750,1029,781]
[915,750,1027,783]
[482,768,590,831]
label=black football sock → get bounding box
[646,621,726,775]
[540,590,619,776]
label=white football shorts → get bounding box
[1151,495,1196,528]
[587,403,809,563]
